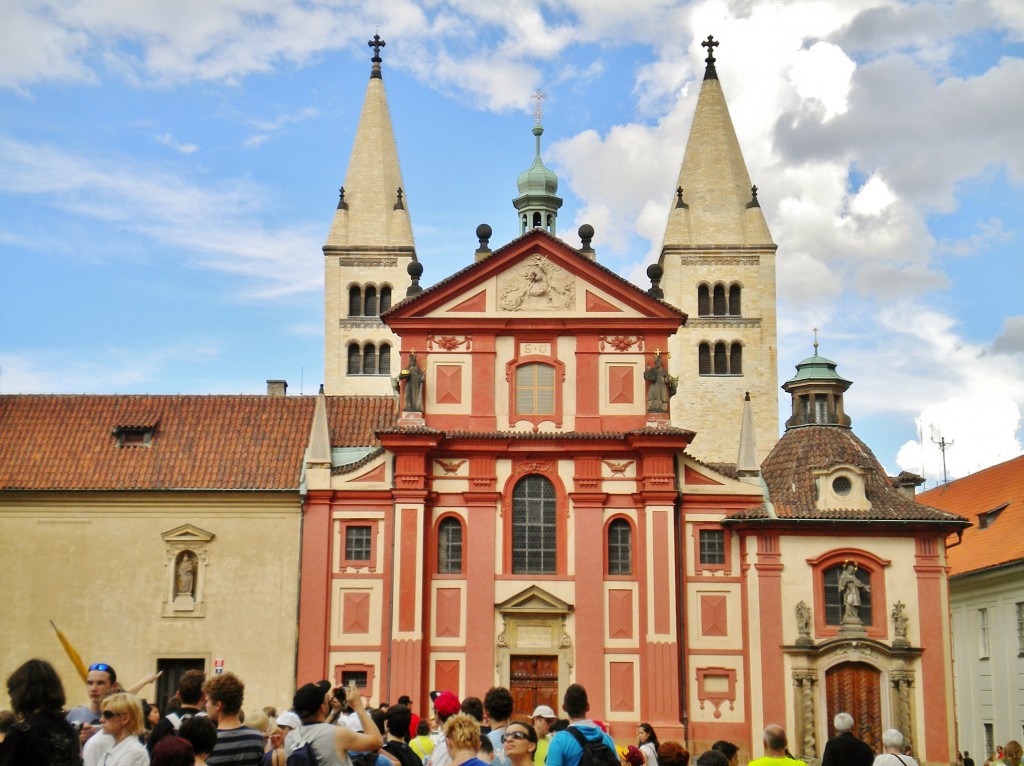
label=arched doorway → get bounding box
[825,662,882,754]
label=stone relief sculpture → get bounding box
[498,255,575,311]
[891,600,910,647]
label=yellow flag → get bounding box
[49,620,88,683]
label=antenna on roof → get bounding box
[930,423,954,485]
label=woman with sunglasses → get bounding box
[99,693,149,766]
[502,722,538,766]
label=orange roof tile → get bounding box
[327,396,398,446]
[0,394,317,491]
[918,454,1024,577]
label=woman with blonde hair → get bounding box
[1003,742,1023,766]
[100,692,149,766]
[444,713,489,766]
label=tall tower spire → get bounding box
[324,35,416,395]
[659,36,779,464]
[513,90,563,235]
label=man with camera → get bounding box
[287,682,383,766]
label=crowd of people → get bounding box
[0,656,1003,766]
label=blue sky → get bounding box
[2,0,1022,486]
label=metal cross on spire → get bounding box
[368,34,386,63]
[701,35,719,66]
[531,89,546,124]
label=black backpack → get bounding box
[286,740,319,766]
[566,727,618,766]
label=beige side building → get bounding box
[658,42,779,465]
[323,37,416,396]
[0,393,312,714]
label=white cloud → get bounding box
[896,397,1022,482]
[0,136,321,298]
[156,133,199,154]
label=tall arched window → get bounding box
[378,344,391,376]
[348,286,362,317]
[437,517,463,574]
[607,518,632,576]
[697,284,710,316]
[515,363,556,415]
[824,563,873,625]
[362,344,376,375]
[512,475,556,574]
[347,343,361,375]
[713,284,727,315]
[730,343,743,375]
[698,343,712,375]
[729,284,741,315]
[714,342,727,374]
[379,286,392,313]
[364,285,377,317]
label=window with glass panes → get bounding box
[511,475,556,574]
[344,525,372,561]
[437,517,463,574]
[699,529,726,565]
[515,363,556,415]
[607,519,632,575]
[823,564,872,624]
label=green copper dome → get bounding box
[517,125,559,195]
[786,352,851,385]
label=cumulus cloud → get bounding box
[156,133,199,154]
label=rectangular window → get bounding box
[341,670,368,689]
[515,363,556,415]
[979,608,990,659]
[984,724,994,759]
[345,526,372,562]
[699,529,726,565]
[1018,603,1024,656]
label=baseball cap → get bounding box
[431,690,460,718]
[293,681,332,718]
[277,710,302,730]
[530,705,556,719]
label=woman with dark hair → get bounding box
[711,742,739,766]
[637,723,660,766]
[0,658,82,766]
[501,720,537,766]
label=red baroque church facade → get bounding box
[296,38,966,763]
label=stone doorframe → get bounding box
[495,585,574,694]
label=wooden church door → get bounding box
[825,662,883,754]
[510,655,558,719]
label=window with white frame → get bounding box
[979,608,990,659]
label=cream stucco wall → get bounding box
[1,491,302,715]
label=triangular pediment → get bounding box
[496,584,572,614]
[385,230,686,327]
[161,524,215,544]
[680,455,764,496]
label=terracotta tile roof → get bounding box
[918,454,1024,577]
[726,425,968,526]
[327,396,398,446]
[0,394,316,491]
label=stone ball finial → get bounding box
[407,261,423,278]
[578,223,594,241]
[646,263,664,299]
[476,223,492,241]
[646,263,663,280]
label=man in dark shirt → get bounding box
[148,669,207,753]
[821,713,874,766]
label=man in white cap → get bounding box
[531,705,557,766]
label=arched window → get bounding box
[378,344,391,376]
[437,517,463,574]
[714,342,727,374]
[824,563,873,625]
[379,286,392,314]
[364,285,377,317]
[730,343,742,375]
[512,475,556,574]
[362,344,376,375]
[729,284,741,315]
[713,284,726,315]
[347,344,361,375]
[532,212,542,229]
[349,286,362,317]
[697,284,710,316]
[515,363,556,415]
[607,518,632,576]
[698,343,711,375]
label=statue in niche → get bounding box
[175,552,196,598]
[643,351,678,413]
[796,600,812,636]
[838,561,869,622]
[399,351,424,413]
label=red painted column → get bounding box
[754,534,785,728]
[915,535,953,762]
[296,490,333,681]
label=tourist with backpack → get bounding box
[285,681,382,766]
[543,685,616,766]
[149,669,207,753]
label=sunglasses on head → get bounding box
[502,732,532,743]
[89,663,113,673]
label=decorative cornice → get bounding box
[339,318,386,329]
[688,317,762,328]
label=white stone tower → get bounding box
[323,35,416,395]
[659,36,779,464]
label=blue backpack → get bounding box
[286,741,319,766]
